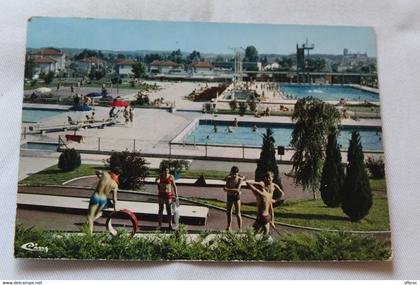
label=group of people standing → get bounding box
[87,165,284,235]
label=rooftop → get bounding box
[32,57,57,64]
[150,60,179,67]
[31,48,63,56]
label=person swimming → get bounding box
[252,125,258,132]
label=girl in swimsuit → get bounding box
[155,166,178,230]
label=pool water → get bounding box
[184,121,383,151]
[279,84,379,102]
[22,108,66,123]
[21,143,59,151]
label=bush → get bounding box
[159,159,190,173]
[58,148,81,171]
[108,151,149,190]
[238,102,247,116]
[366,157,385,179]
[14,224,391,261]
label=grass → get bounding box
[370,178,386,191]
[19,164,228,186]
[14,224,391,261]
[196,197,390,231]
[19,164,105,186]
[141,168,228,180]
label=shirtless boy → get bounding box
[224,166,245,231]
[87,168,120,234]
[246,171,284,234]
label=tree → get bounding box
[43,71,54,85]
[320,129,345,207]
[132,62,146,78]
[255,128,282,188]
[108,151,149,190]
[187,50,201,63]
[24,59,34,79]
[305,58,326,72]
[244,46,258,62]
[168,49,184,64]
[290,97,341,199]
[341,131,373,222]
[144,53,162,64]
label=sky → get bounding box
[27,17,377,56]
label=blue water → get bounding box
[184,121,383,151]
[22,108,66,123]
[21,143,59,151]
[279,84,379,102]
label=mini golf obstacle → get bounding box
[17,193,209,226]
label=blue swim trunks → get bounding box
[89,194,108,208]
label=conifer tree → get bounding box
[320,129,345,207]
[341,131,373,222]
[255,128,282,188]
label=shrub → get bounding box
[341,131,373,222]
[159,159,190,173]
[238,102,247,116]
[14,224,391,261]
[229,99,238,111]
[366,157,385,179]
[58,148,81,172]
[108,151,149,190]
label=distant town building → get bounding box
[29,48,66,77]
[191,61,214,75]
[149,60,182,74]
[77,57,102,73]
[343,48,349,56]
[116,59,136,77]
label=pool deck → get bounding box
[20,81,384,165]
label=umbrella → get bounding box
[110,101,129,107]
[34,87,51,94]
[86,92,102,98]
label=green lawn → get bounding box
[20,164,228,186]
[19,164,105,185]
[196,197,390,231]
[370,178,386,191]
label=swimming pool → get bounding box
[279,84,379,102]
[183,121,383,151]
[21,142,59,151]
[22,108,66,123]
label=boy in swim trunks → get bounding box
[224,166,245,231]
[246,171,284,235]
[155,166,178,230]
[87,168,120,234]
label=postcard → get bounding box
[15,17,390,261]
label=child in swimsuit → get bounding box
[87,169,120,234]
[155,166,178,230]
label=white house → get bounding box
[29,48,66,77]
[116,59,136,77]
[149,60,181,74]
[191,61,214,75]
